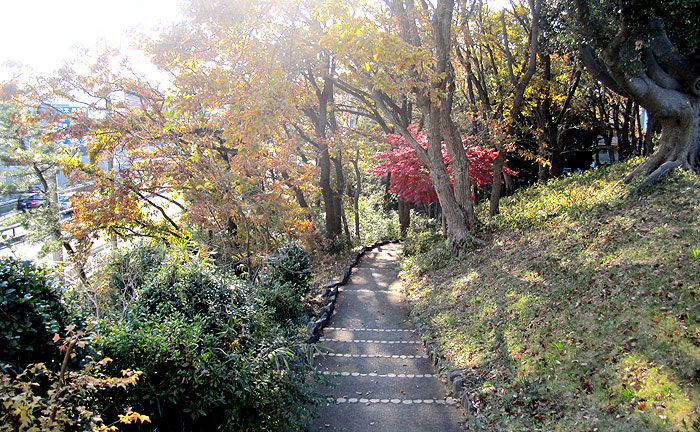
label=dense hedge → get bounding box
[95,244,321,431]
[0,242,321,431]
[0,258,69,373]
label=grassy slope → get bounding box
[401,160,700,431]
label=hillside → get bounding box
[400,160,700,431]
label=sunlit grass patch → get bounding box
[610,353,700,429]
[485,161,633,231]
[402,160,700,431]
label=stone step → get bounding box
[311,400,464,432]
[318,374,450,400]
[338,287,403,295]
[328,397,457,406]
[338,288,400,294]
[344,270,400,286]
[321,371,437,379]
[319,337,421,345]
[311,244,463,432]
[321,328,417,342]
[324,327,415,333]
[317,340,426,356]
[328,296,415,330]
[315,354,436,375]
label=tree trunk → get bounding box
[625,107,700,185]
[332,154,350,241]
[107,155,118,250]
[490,151,506,215]
[424,104,473,254]
[398,200,410,237]
[490,0,541,216]
[383,172,393,211]
[372,0,475,254]
[576,4,700,185]
[644,111,659,156]
[549,132,565,177]
[319,151,341,239]
[440,95,478,228]
[352,153,361,240]
[311,75,342,240]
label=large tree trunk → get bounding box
[618,99,634,160]
[373,0,476,255]
[576,1,700,186]
[424,111,472,254]
[310,75,343,240]
[352,153,361,240]
[440,94,478,228]
[625,107,700,186]
[643,111,659,156]
[332,154,350,241]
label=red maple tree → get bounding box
[371,126,517,205]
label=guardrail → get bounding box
[0,223,23,246]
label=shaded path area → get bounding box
[312,243,464,431]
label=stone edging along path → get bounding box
[305,241,472,430]
[305,241,393,345]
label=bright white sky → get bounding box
[0,0,183,79]
[0,0,512,81]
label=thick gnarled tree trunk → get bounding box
[576,0,700,187]
[626,105,700,187]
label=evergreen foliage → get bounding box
[95,244,321,431]
[0,258,69,373]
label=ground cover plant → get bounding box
[401,160,700,431]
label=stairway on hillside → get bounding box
[312,244,464,432]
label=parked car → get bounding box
[16,193,45,211]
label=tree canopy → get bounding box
[0,0,687,259]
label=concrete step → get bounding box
[319,334,420,343]
[311,243,463,432]
[315,354,437,375]
[328,296,415,330]
[317,340,426,356]
[311,400,464,432]
[319,374,450,400]
[321,327,417,342]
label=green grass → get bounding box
[401,160,700,431]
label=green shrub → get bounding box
[0,258,69,373]
[413,243,451,272]
[257,280,308,325]
[356,184,400,245]
[135,254,246,328]
[267,241,312,292]
[259,242,314,325]
[105,243,167,318]
[97,247,321,431]
[403,225,446,257]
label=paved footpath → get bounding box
[312,243,464,432]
